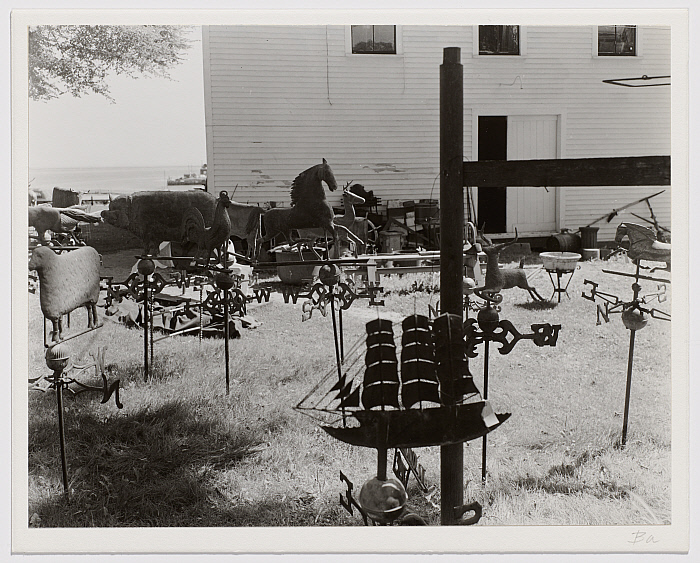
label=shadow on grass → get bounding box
[502,446,630,501]
[511,469,629,500]
[513,300,560,311]
[29,400,320,527]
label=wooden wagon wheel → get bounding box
[365,220,380,254]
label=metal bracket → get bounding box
[59,347,123,408]
[339,471,371,526]
[464,318,561,357]
[454,501,482,525]
[393,448,430,493]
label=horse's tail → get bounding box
[260,208,282,244]
[245,207,265,237]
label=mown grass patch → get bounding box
[26,255,672,527]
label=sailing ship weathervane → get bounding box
[296,312,510,524]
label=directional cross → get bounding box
[464,318,561,357]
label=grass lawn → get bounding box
[26,253,672,528]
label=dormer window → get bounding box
[598,26,637,56]
[351,25,396,54]
[479,25,520,55]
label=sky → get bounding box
[28,26,206,169]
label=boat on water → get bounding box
[167,164,207,186]
[296,313,510,450]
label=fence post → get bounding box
[439,46,464,525]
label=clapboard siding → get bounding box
[561,187,671,241]
[204,25,671,239]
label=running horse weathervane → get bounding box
[261,159,363,257]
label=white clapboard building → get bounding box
[202,24,671,242]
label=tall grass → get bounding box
[27,256,672,527]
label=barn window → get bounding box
[598,26,637,56]
[351,25,396,54]
[479,25,520,55]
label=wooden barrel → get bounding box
[546,232,581,252]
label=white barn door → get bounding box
[506,115,559,233]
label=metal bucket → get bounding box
[579,226,599,249]
[546,232,581,252]
[275,250,321,285]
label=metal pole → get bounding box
[339,306,344,363]
[621,329,636,447]
[199,284,203,346]
[143,276,149,381]
[330,293,343,384]
[622,265,642,447]
[149,288,154,373]
[481,340,490,483]
[224,287,230,395]
[440,46,464,525]
[54,374,70,498]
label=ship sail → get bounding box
[314,314,511,449]
[400,315,441,408]
[331,373,361,409]
[361,318,400,410]
[433,314,479,402]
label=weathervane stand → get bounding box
[35,342,123,498]
[582,261,670,446]
[137,257,156,381]
[466,293,561,482]
[440,46,464,525]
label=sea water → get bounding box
[28,165,205,199]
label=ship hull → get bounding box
[322,402,510,449]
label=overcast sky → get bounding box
[28,26,206,170]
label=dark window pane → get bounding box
[351,25,373,53]
[351,25,396,54]
[598,25,636,56]
[372,25,396,53]
[479,25,519,55]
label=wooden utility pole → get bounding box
[439,46,464,526]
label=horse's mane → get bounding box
[290,162,331,207]
[290,165,316,207]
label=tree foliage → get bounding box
[29,25,193,102]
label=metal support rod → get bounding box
[601,269,670,284]
[621,329,636,447]
[440,46,464,526]
[377,416,389,480]
[149,288,154,374]
[339,306,344,363]
[330,293,343,386]
[482,339,490,483]
[377,447,388,481]
[224,288,230,395]
[621,263,642,447]
[143,276,149,381]
[54,374,70,498]
[199,285,204,346]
